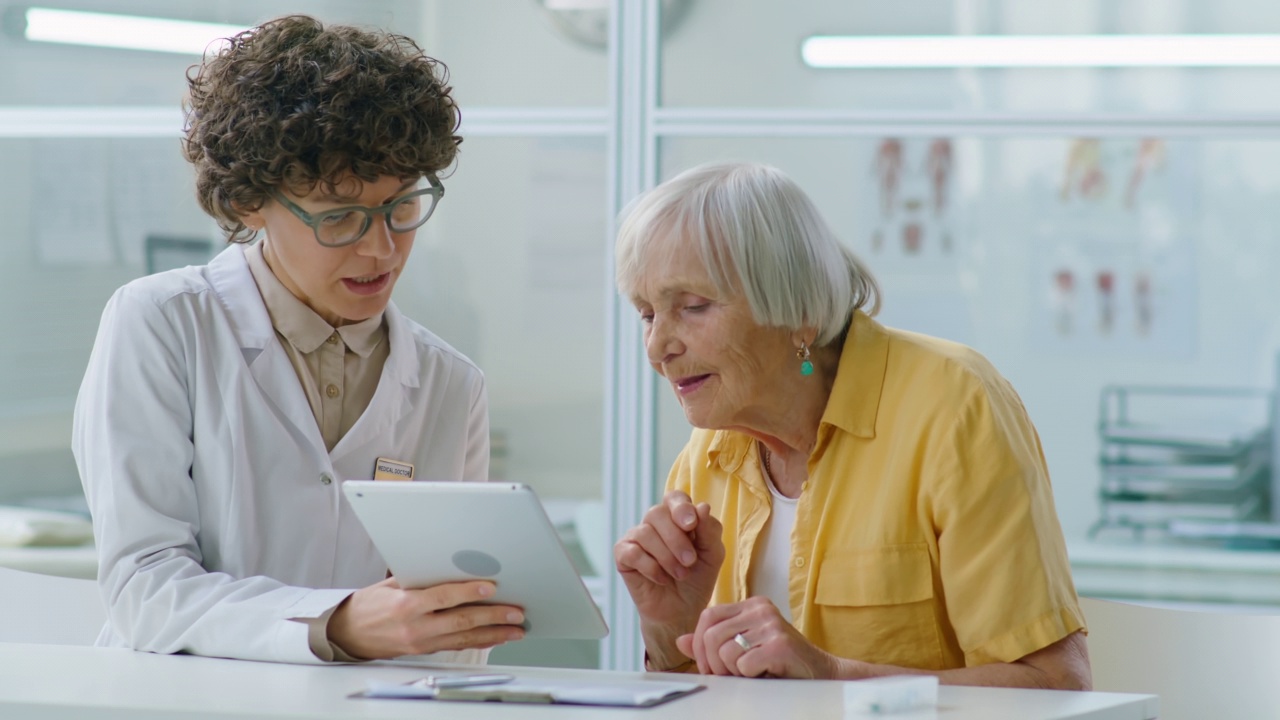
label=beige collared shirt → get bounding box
[245,239,388,661]
[245,241,388,453]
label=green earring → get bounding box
[797,343,814,376]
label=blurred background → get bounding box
[3,0,1280,672]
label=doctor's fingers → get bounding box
[407,606,527,654]
[405,580,500,613]
[409,607,529,653]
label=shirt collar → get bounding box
[336,314,385,358]
[819,310,889,439]
[706,430,747,474]
[244,239,385,356]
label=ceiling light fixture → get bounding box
[12,6,247,55]
[802,34,1280,69]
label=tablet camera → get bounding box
[452,549,501,577]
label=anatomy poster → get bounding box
[1031,138,1196,358]
[862,137,961,269]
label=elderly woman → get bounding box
[612,162,1090,688]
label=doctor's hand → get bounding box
[676,596,839,679]
[614,490,724,670]
[327,577,526,660]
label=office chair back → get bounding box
[1081,596,1280,720]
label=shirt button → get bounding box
[320,473,333,486]
[794,556,805,568]
[326,333,340,345]
[325,384,340,398]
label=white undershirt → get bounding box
[748,471,799,622]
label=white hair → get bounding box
[615,161,880,346]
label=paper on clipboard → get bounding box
[359,675,705,708]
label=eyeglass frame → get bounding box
[267,174,445,248]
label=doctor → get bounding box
[72,15,526,664]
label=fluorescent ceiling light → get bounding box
[541,0,609,9]
[20,7,248,55]
[802,34,1280,68]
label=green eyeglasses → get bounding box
[269,175,445,248]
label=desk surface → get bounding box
[0,643,1157,720]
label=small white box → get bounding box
[843,675,939,716]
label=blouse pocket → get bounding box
[811,544,944,669]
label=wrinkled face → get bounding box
[631,238,794,430]
[244,174,420,327]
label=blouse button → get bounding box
[326,333,340,345]
[794,556,805,568]
[326,384,340,398]
[320,473,333,486]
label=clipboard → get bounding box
[353,674,705,708]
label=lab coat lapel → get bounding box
[329,301,418,462]
[206,244,327,457]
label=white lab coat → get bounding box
[72,243,490,664]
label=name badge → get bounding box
[373,457,414,481]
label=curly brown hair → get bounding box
[182,14,462,243]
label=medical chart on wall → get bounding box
[860,137,961,271]
[1030,138,1197,359]
[854,137,976,346]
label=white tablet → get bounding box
[342,480,608,641]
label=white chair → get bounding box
[0,566,105,645]
[1081,596,1280,720]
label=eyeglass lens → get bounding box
[316,189,438,246]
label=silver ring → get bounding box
[733,632,752,651]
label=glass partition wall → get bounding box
[0,0,612,669]
[6,0,1280,674]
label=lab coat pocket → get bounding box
[811,543,944,669]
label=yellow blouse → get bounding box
[666,312,1085,670]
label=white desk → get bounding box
[0,643,1157,720]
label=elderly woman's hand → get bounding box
[676,596,843,679]
[614,490,725,668]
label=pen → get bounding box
[413,673,515,689]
